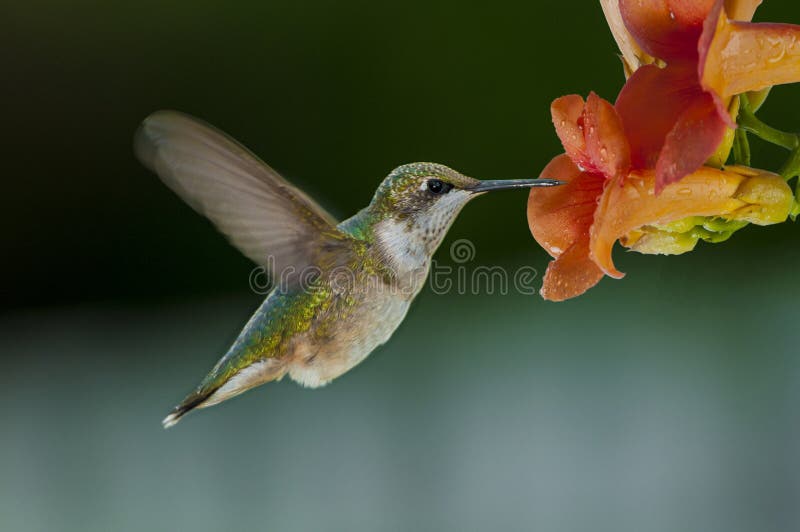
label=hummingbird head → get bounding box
[367,163,561,273]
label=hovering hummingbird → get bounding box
[135,111,562,427]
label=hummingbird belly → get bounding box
[201,272,417,407]
[286,289,412,387]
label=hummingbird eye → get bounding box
[427,179,453,195]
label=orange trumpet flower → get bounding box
[528,93,792,301]
[604,0,800,191]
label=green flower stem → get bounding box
[779,147,800,180]
[732,128,751,166]
[735,94,800,216]
[737,95,799,151]
[738,109,799,150]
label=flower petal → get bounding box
[620,0,716,61]
[588,166,788,277]
[723,165,794,224]
[528,154,606,301]
[616,62,706,170]
[655,92,729,191]
[701,7,800,102]
[584,92,631,179]
[552,93,632,180]
[706,96,740,168]
[600,0,654,74]
[527,154,604,258]
[551,95,591,172]
[539,238,604,302]
[623,227,702,255]
[724,0,760,22]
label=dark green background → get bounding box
[2,1,800,531]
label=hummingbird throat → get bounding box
[374,195,470,281]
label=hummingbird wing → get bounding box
[135,110,352,281]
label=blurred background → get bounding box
[3,1,800,531]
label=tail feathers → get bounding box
[161,388,217,429]
[162,411,185,429]
[162,359,287,428]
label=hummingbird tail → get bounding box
[162,358,288,428]
[162,411,184,429]
[161,389,216,429]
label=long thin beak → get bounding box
[469,178,565,193]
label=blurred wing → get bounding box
[135,110,351,279]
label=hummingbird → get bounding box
[135,110,562,427]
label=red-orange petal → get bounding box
[616,62,706,170]
[655,92,729,191]
[539,238,604,302]
[528,155,604,258]
[551,95,592,172]
[620,0,716,61]
[589,167,749,278]
[528,154,606,301]
[584,92,631,180]
[698,0,738,122]
[700,7,800,102]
